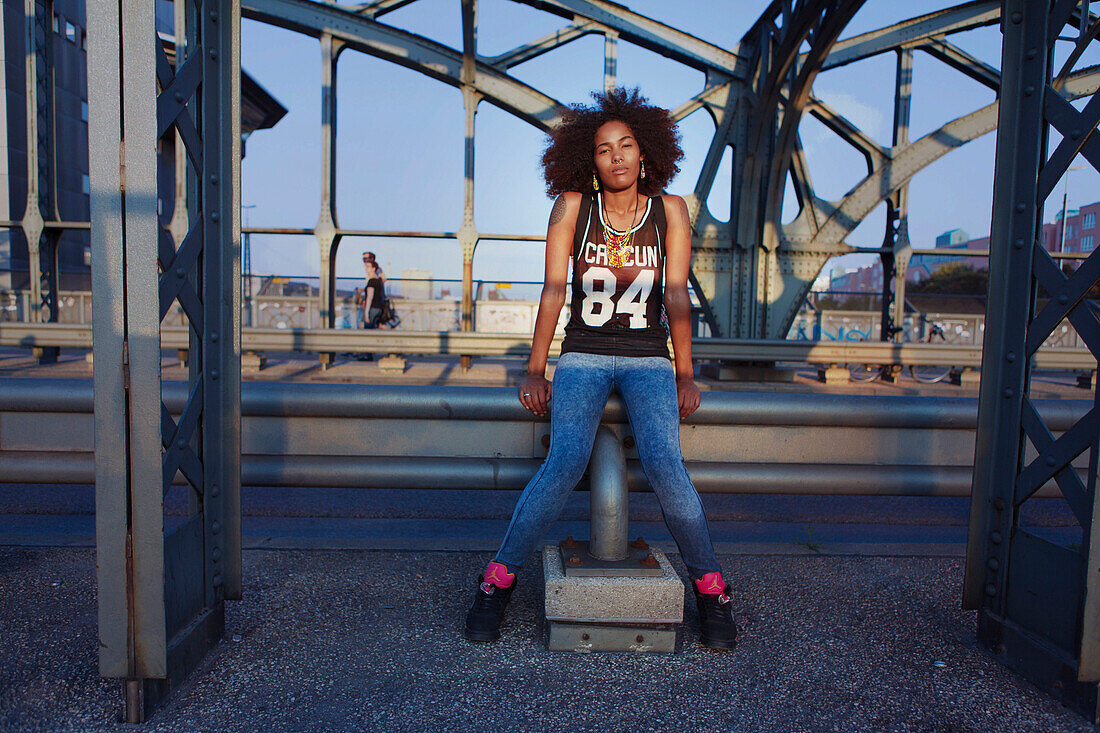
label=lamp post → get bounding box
[1059,165,1085,253]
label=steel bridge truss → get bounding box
[235,0,1100,343]
[62,0,1100,722]
[964,0,1100,721]
[87,0,241,721]
[13,0,1100,341]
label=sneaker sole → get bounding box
[700,636,738,650]
[463,627,501,642]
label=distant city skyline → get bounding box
[828,199,1100,294]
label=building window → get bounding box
[65,21,76,42]
[81,31,87,51]
[53,14,61,34]
[82,174,89,196]
[1086,213,1096,229]
[1083,235,1094,252]
[81,101,88,122]
[1067,225,1075,238]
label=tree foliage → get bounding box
[909,263,989,295]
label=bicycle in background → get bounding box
[847,320,954,384]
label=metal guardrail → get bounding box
[1,322,1097,370]
[0,378,1088,498]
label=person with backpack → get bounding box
[463,88,738,650]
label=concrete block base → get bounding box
[543,545,683,624]
[548,621,676,653]
[378,354,406,373]
[817,366,850,384]
[242,351,266,373]
[958,368,981,388]
[701,363,794,382]
[544,545,683,653]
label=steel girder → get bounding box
[88,0,241,721]
[962,0,1100,721]
[242,0,564,130]
[224,1,1046,341]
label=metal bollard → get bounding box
[588,425,629,561]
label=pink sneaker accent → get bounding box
[695,572,726,595]
[483,561,515,589]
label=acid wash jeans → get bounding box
[492,351,722,580]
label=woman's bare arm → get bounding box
[520,192,579,416]
[662,194,701,418]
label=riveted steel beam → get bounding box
[483,19,601,70]
[806,96,888,174]
[962,0,1100,720]
[919,38,1001,90]
[818,0,1001,70]
[510,0,746,77]
[242,0,564,130]
[350,0,419,19]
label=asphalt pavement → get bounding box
[1,546,1097,732]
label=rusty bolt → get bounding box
[636,635,644,643]
[630,537,649,550]
[567,554,582,566]
[581,633,590,641]
[561,536,579,549]
[642,554,658,568]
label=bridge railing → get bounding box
[0,378,1089,499]
[0,321,1095,374]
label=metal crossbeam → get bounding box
[818,1,1000,69]
[242,0,563,129]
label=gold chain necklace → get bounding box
[601,194,641,268]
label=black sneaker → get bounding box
[693,583,738,650]
[463,575,516,642]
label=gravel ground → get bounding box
[0,547,1096,732]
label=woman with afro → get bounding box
[464,88,737,650]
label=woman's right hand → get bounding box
[519,374,551,417]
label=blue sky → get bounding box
[239,0,1100,291]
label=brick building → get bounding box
[830,200,1100,292]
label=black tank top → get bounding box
[561,193,670,359]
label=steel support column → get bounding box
[964,0,1100,721]
[880,48,913,345]
[88,0,241,721]
[458,0,479,370]
[316,32,344,342]
[603,29,617,92]
[589,425,628,561]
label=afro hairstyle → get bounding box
[540,87,683,198]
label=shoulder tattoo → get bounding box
[548,195,567,226]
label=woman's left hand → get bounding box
[676,377,701,420]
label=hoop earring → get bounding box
[592,173,600,191]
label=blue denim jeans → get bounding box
[493,351,722,579]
